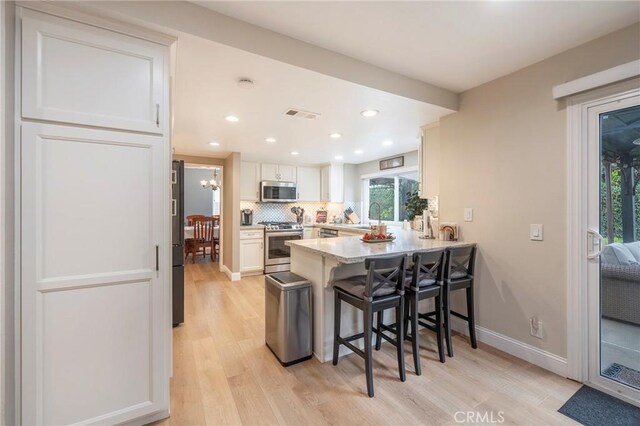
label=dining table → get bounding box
[184,225,219,240]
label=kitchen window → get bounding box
[362,167,420,224]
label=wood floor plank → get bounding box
[158,260,582,425]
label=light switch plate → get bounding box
[464,208,473,222]
[530,224,543,241]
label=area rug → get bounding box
[558,385,640,426]
[603,363,640,389]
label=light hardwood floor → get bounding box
[158,260,580,425]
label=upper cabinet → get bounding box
[419,123,440,199]
[261,163,297,182]
[321,163,344,203]
[240,162,260,201]
[296,166,320,202]
[21,9,166,134]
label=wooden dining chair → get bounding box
[186,217,214,263]
[211,215,220,261]
[186,214,206,226]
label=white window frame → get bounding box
[361,165,419,225]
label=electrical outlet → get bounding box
[530,317,543,339]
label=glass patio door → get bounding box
[587,93,640,403]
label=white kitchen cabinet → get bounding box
[261,163,297,182]
[240,161,260,201]
[19,9,171,425]
[338,229,365,237]
[21,9,166,134]
[320,163,344,202]
[240,230,264,275]
[303,227,313,239]
[419,123,440,199]
[296,166,320,201]
[311,227,320,239]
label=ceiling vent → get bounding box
[284,108,320,120]
[237,78,254,89]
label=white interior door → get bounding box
[21,123,168,425]
[586,91,640,405]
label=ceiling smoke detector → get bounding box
[237,78,254,89]
[284,108,320,120]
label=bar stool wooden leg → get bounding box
[375,311,383,351]
[411,292,421,376]
[435,294,445,363]
[332,294,341,366]
[444,285,453,358]
[396,299,406,382]
[467,286,478,349]
[364,307,375,397]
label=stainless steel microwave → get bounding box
[260,181,297,203]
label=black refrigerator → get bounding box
[171,160,185,326]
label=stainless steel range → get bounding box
[260,222,304,273]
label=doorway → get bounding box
[183,164,223,265]
[568,82,640,406]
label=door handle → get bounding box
[171,199,177,216]
[156,104,160,126]
[155,245,159,271]
[587,229,605,260]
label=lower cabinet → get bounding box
[240,230,264,275]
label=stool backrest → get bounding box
[411,249,446,287]
[364,255,406,299]
[445,245,477,281]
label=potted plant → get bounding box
[404,191,429,227]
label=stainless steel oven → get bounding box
[264,229,303,273]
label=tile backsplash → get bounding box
[240,201,362,224]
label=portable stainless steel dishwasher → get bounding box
[265,272,312,366]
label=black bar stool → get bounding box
[443,245,478,357]
[403,249,447,375]
[332,254,407,397]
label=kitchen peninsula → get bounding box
[286,231,474,362]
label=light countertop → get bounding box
[286,230,474,264]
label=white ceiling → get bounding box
[172,33,452,164]
[195,1,640,93]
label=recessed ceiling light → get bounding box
[209,142,220,146]
[265,137,276,143]
[354,149,364,155]
[225,115,239,122]
[335,155,343,161]
[360,109,379,117]
[329,132,342,139]
[382,140,393,146]
[290,151,299,156]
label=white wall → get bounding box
[356,150,419,177]
[184,168,215,219]
[438,23,640,358]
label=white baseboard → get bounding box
[220,264,241,281]
[450,317,568,377]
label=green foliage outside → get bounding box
[369,178,395,220]
[600,165,640,243]
[368,176,421,221]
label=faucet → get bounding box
[369,202,382,225]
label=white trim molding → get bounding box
[450,318,568,377]
[565,80,640,384]
[220,264,241,282]
[553,60,640,100]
